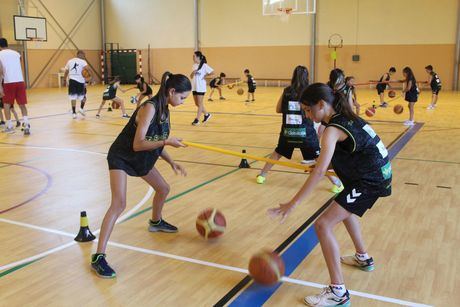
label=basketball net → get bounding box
[277,7,293,23]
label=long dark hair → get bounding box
[328,68,345,92]
[155,71,191,123]
[194,51,207,71]
[402,66,416,84]
[300,83,358,121]
[289,65,309,100]
[134,74,145,84]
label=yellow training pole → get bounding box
[182,141,335,175]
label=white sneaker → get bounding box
[403,120,415,126]
[341,254,375,271]
[2,126,15,134]
[304,286,351,306]
[78,109,86,116]
[72,113,77,119]
[426,104,433,110]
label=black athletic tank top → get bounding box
[108,96,170,174]
[378,73,390,83]
[103,83,117,99]
[210,77,222,87]
[327,114,392,195]
[430,72,441,89]
[280,86,318,146]
[137,81,153,95]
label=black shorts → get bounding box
[335,187,381,217]
[68,79,85,96]
[103,95,116,101]
[210,85,219,89]
[248,86,256,93]
[107,154,160,177]
[0,97,3,108]
[376,84,386,95]
[405,92,418,103]
[431,87,441,95]
[193,91,205,96]
[275,142,320,160]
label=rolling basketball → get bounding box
[195,208,226,239]
[365,107,376,117]
[112,101,120,109]
[388,90,396,98]
[237,88,244,95]
[393,104,404,114]
[248,250,285,286]
[82,67,91,80]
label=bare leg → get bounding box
[10,107,19,122]
[432,94,438,106]
[314,202,352,284]
[141,167,170,221]
[96,100,106,116]
[96,170,127,254]
[0,107,4,121]
[343,214,366,254]
[136,94,146,108]
[217,87,223,98]
[113,97,127,115]
[408,102,415,121]
[195,95,206,120]
[379,92,385,105]
[208,88,215,99]
[3,103,11,121]
[259,151,282,177]
[71,99,77,113]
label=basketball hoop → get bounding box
[328,33,343,69]
[277,7,293,22]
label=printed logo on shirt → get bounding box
[376,140,388,159]
[381,161,392,180]
[288,101,301,111]
[362,124,376,138]
[286,114,303,125]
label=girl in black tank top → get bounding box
[91,72,191,279]
[132,74,153,108]
[269,83,391,305]
[402,66,418,126]
[425,65,441,109]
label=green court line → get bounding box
[395,157,460,165]
[0,259,41,278]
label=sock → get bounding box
[356,252,370,261]
[72,106,76,113]
[330,284,346,297]
[23,116,29,124]
[150,219,161,225]
[6,120,12,128]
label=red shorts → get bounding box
[3,82,27,105]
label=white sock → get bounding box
[23,116,29,124]
[330,284,346,297]
[356,252,370,261]
[6,120,12,128]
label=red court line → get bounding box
[0,162,53,214]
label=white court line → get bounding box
[0,218,432,307]
[0,143,154,272]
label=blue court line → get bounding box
[223,123,424,307]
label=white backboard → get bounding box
[262,0,316,15]
[13,15,47,41]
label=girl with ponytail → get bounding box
[190,51,214,125]
[91,71,192,279]
[269,83,392,306]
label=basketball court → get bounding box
[0,0,459,306]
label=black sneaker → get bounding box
[202,113,212,123]
[107,107,113,112]
[122,114,130,119]
[0,121,5,126]
[219,96,226,100]
[16,121,21,128]
[91,253,116,278]
[380,102,388,108]
[208,98,213,102]
[192,118,200,126]
[148,219,178,233]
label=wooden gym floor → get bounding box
[0,85,458,306]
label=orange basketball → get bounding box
[393,104,404,114]
[112,101,120,109]
[196,208,226,239]
[388,90,396,98]
[248,250,285,286]
[237,88,244,95]
[365,107,376,117]
[82,68,91,80]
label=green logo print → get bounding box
[381,162,392,180]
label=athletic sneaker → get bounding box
[72,113,77,119]
[3,126,15,134]
[427,104,433,110]
[96,114,101,119]
[192,118,200,126]
[16,121,21,128]
[0,121,5,127]
[304,286,350,307]
[251,99,255,102]
[219,96,226,100]
[148,219,178,233]
[203,113,212,123]
[107,107,113,112]
[403,120,415,126]
[379,102,388,108]
[91,253,116,279]
[23,124,30,136]
[341,254,375,272]
[78,109,86,116]
[245,100,250,103]
[331,184,344,194]
[256,175,266,184]
[122,114,130,119]
[208,98,213,102]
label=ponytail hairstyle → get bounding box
[328,68,345,92]
[402,66,416,84]
[134,74,145,84]
[194,51,207,71]
[300,83,359,121]
[290,65,309,100]
[155,71,192,123]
